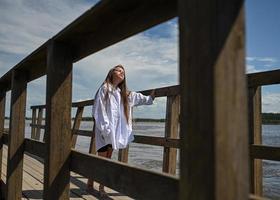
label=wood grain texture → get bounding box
[0,90,5,197]
[44,41,73,200]
[71,150,178,200]
[35,108,43,140]
[118,147,129,163]
[133,135,179,148]
[7,70,27,200]
[163,95,180,174]
[248,69,280,87]
[250,145,280,161]
[248,87,262,195]
[71,107,84,148]
[31,109,36,139]
[179,0,248,199]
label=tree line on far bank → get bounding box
[4,113,280,124]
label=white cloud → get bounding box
[1,0,178,118]
[246,64,260,73]
[0,0,97,60]
[262,92,280,113]
[246,57,278,63]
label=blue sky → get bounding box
[0,0,279,118]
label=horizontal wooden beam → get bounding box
[250,144,280,161]
[72,130,92,137]
[2,133,8,145]
[31,85,181,109]
[247,69,280,87]
[249,194,270,200]
[134,135,179,148]
[140,85,179,97]
[24,138,45,159]
[71,150,178,200]
[72,100,94,108]
[30,105,45,109]
[0,0,177,90]
[30,124,45,129]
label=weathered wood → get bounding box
[248,87,262,195]
[72,100,94,108]
[44,41,73,200]
[30,124,45,129]
[248,69,280,87]
[249,194,270,200]
[31,85,180,111]
[0,90,5,195]
[24,138,45,159]
[250,145,280,161]
[71,150,179,200]
[35,108,43,140]
[71,107,84,148]
[163,95,180,174]
[88,124,96,155]
[7,70,28,200]
[139,85,179,97]
[31,108,37,139]
[179,1,248,199]
[0,0,177,88]
[1,133,8,145]
[118,147,129,163]
[134,135,179,148]
[30,105,45,109]
[66,0,177,62]
[73,129,92,137]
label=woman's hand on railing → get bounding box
[150,89,155,100]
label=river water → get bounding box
[5,120,280,199]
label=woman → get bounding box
[87,64,155,196]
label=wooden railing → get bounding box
[29,70,280,199]
[0,0,276,199]
[248,69,280,197]
[29,85,180,174]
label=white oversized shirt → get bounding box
[93,83,154,151]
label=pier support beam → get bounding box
[0,89,6,198]
[163,95,180,174]
[44,41,73,200]
[7,70,28,200]
[248,87,262,195]
[179,0,249,199]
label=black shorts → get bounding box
[97,144,112,152]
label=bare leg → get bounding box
[87,179,93,189]
[98,147,113,195]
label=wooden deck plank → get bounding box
[1,145,132,199]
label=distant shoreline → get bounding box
[5,113,280,124]
[5,117,166,123]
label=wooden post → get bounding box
[35,108,43,140]
[163,95,180,174]
[179,1,249,200]
[44,41,73,200]
[7,70,27,200]
[0,90,6,196]
[31,108,37,139]
[89,118,96,155]
[248,87,262,195]
[87,119,96,186]
[118,147,129,163]
[71,107,84,148]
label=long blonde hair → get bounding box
[102,65,130,123]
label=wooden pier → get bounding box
[1,145,132,200]
[0,0,280,199]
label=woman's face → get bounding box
[113,67,125,83]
